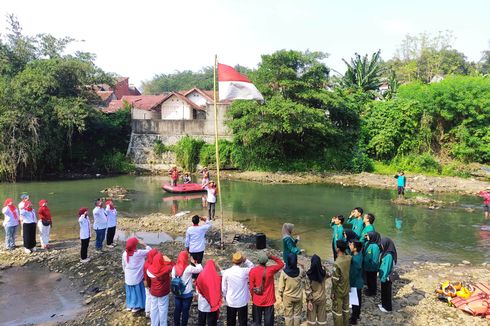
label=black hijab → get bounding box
[306,254,326,283]
[284,253,300,278]
[379,237,398,264]
[362,231,381,255]
[344,229,358,242]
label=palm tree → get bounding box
[341,50,384,93]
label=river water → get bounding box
[1,175,488,263]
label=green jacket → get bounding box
[349,217,364,239]
[282,235,301,265]
[378,253,394,282]
[360,224,375,244]
[349,253,364,289]
[363,243,381,272]
[331,223,345,250]
[332,254,351,298]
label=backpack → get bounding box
[171,275,188,296]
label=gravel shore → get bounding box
[0,213,489,325]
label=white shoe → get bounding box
[80,258,90,263]
[378,304,390,313]
[24,248,32,254]
[31,247,37,252]
[131,308,140,313]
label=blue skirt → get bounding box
[125,281,146,309]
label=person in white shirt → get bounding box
[105,198,117,248]
[222,252,254,326]
[172,250,203,326]
[202,181,217,220]
[185,215,212,267]
[20,200,37,254]
[2,198,20,250]
[18,193,29,210]
[78,207,91,262]
[92,198,107,251]
[122,237,152,313]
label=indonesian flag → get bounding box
[218,63,264,102]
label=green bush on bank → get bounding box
[199,140,236,169]
[174,136,205,172]
[373,155,473,177]
[97,152,135,174]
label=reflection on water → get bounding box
[0,175,487,263]
[115,230,184,245]
[0,267,85,325]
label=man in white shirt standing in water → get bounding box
[222,252,254,326]
[185,215,212,277]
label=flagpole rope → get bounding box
[213,54,225,249]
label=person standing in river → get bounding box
[282,223,303,267]
[37,199,52,249]
[93,198,107,251]
[78,208,91,262]
[105,198,117,248]
[394,171,406,199]
[478,188,490,219]
[20,200,37,253]
[2,198,20,250]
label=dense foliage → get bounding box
[174,136,205,172]
[0,16,131,181]
[141,67,214,94]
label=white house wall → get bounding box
[186,91,208,106]
[132,108,159,120]
[161,98,193,120]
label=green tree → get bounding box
[341,50,384,94]
[142,67,214,94]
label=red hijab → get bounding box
[4,198,18,220]
[38,199,52,221]
[78,207,88,217]
[148,252,173,278]
[195,260,222,312]
[175,250,189,276]
[125,237,139,262]
[105,199,115,210]
[144,248,159,272]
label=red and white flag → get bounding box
[218,63,264,102]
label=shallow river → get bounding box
[1,175,488,263]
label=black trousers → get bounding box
[381,280,393,311]
[365,271,378,296]
[23,222,36,249]
[106,226,116,245]
[80,238,90,259]
[332,241,337,261]
[351,287,362,321]
[252,304,274,326]
[208,202,216,220]
[198,310,218,326]
[227,305,248,326]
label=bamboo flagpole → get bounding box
[213,54,225,249]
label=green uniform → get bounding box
[349,253,364,289]
[331,223,345,250]
[283,235,301,266]
[331,254,351,326]
[350,217,364,239]
[363,243,381,272]
[359,224,375,244]
[379,253,394,282]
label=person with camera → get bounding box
[185,215,212,266]
[222,252,254,326]
[249,251,284,326]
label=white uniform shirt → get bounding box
[92,206,107,230]
[122,246,152,285]
[20,209,37,224]
[171,264,203,295]
[105,206,117,228]
[222,259,254,308]
[185,220,212,253]
[2,206,19,227]
[79,215,91,239]
[204,186,217,203]
[197,290,211,312]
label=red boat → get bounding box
[162,183,206,194]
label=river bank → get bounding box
[0,213,489,325]
[219,170,490,195]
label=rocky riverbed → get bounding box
[221,171,490,196]
[0,213,489,325]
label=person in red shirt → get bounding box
[146,252,174,325]
[37,199,52,249]
[143,248,158,317]
[169,166,180,186]
[478,188,490,219]
[249,251,284,326]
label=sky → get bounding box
[1,0,489,88]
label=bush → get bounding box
[174,136,205,172]
[349,146,374,173]
[392,153,441,174]
[200,140,237,169]
[98,152,135,174]
[153,139,169,156]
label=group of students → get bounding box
[2,193,52,253]
[328,207,397,324]
[77,198,118,262]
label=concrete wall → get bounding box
[186,91,208,106]
[132,108,160,120]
